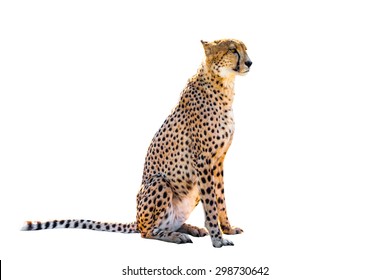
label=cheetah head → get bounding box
[201,39,252,78]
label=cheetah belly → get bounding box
[162,185,199,231]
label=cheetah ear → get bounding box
[201,40,211,55]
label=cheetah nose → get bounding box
[245,60,252,68]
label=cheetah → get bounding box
[22,39,252,248]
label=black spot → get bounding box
[82,224,87,229]
[65,223,70,228]
[206,187,212,194]
[45,222,50,229]
[89,224,93,229]
[158,185,163,192]
[201,177,206,184]
[52,220,57,228]
[59,220,65,225]
[74,221,79,228]
[106,225,110,230]
[96,224,101,229]
[36,222,42,230]
[157,200,162,207]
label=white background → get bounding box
[1,0,389,279]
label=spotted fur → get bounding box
[22,39,252,248]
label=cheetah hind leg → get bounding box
[138,177,193,244]
[177,223,209,237]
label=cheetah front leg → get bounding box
[197,161,234,248]
[215,157,243,235]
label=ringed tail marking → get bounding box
[21,219,139,234]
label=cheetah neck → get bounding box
[195,65,236,108]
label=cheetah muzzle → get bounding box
[22,39,252,248]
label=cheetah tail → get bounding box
[21,219,139,234]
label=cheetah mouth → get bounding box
[237,69,250,75]
[233,68,249,74]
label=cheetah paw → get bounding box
[222,226,244,235]
[177,224,209,237]
[174,233,193,244]
[161,232,193,244]
[212,237,234,248]
[192,227,209,237]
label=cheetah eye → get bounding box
[230,48,238,54]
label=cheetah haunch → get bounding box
[22,39,252,248]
